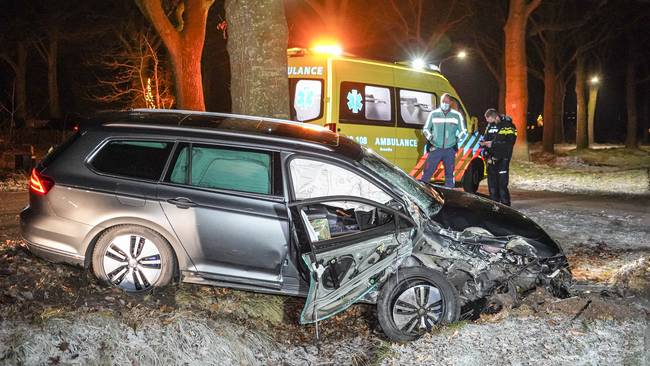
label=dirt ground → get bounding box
[1,190,648,365]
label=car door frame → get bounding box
[284,153,418,322]
[288,195,417,323]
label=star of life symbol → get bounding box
[296,88,314,109]
[346,89,363,113]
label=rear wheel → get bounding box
[377,267,460,342]
[92,225,175,293]
[462,159,484,193]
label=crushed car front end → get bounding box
[360,149,572,316]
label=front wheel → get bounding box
[92,225,175,293]
[377,267,460,342]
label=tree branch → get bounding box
[183,0,214,39]
[135,0,180,51]
[525,0,543,19]
[0,53,17,72]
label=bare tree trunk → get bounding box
[169,42,205,111]
[643,88,649,144]
[47,34,62,119]
[136,0,213,111]
[504,0,541,161]
[15,42,27,123]
[625,58,638,149]
[575,54,588,150]
[498,69,506,113]
[587,84,598,146]
[554,78,566,143]
[225,0,289,118]
[542,38,555,154]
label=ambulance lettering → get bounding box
[287,66,324,76]
[374,137,418,147]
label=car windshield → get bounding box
[359,147,443,217]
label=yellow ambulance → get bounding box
[287,47,485,193]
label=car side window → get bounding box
[91,140,173,181]
[289,158,392,205]
[167,144,272,195]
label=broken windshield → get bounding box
[359,148,443,217]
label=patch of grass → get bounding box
[564,147,650,170]
[236,293,285,325]
[34,307,65,325]
[446,320,468,331]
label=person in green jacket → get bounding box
[420,93,466,187]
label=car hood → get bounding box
[430,188,563,258]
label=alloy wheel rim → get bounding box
[392,283,444,335]
[102,234,162,291]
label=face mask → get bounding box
[440,102,450,111]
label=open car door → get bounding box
[290,196,416,324]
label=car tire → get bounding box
[377,267,460,342]
[92,225,175,293]
[462,159,483,194]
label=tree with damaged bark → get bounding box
[225,0,290,118]
[135,0,214,111]
[504,0,542,161]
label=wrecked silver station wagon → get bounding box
[21,110,571,342]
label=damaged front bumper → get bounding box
[413,218,572,313]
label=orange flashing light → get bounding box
[311,43,343,56]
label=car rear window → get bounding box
[91,140,173,181]
[167,144,272,195]
[41,131,81,168]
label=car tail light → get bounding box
[29,168,54,195]
[324,123,337,133]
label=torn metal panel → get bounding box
[413,216,571,306]
[300,230,413,323]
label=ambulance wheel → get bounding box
[462,159,483,194]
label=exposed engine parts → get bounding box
[412,221,572,313]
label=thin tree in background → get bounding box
[225,0,289,118]
[529,0,602,154]
[0,3,29,124]
[503,0,542,161]
[0,42,27,125]
[468,0,507,112]
[135,0,215,111]
[623,10,650,149]
[88,19,175,109]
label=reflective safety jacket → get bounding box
[422,108,465,149]
[483,115,517,159]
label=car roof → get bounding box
[82,109,363,159]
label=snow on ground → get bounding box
[0,314,276,366]
[511,145,650,195]
[518,205,650,251]
[383,317,648,366]
[510,161,649,195]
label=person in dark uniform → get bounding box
[479,109,517,206]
